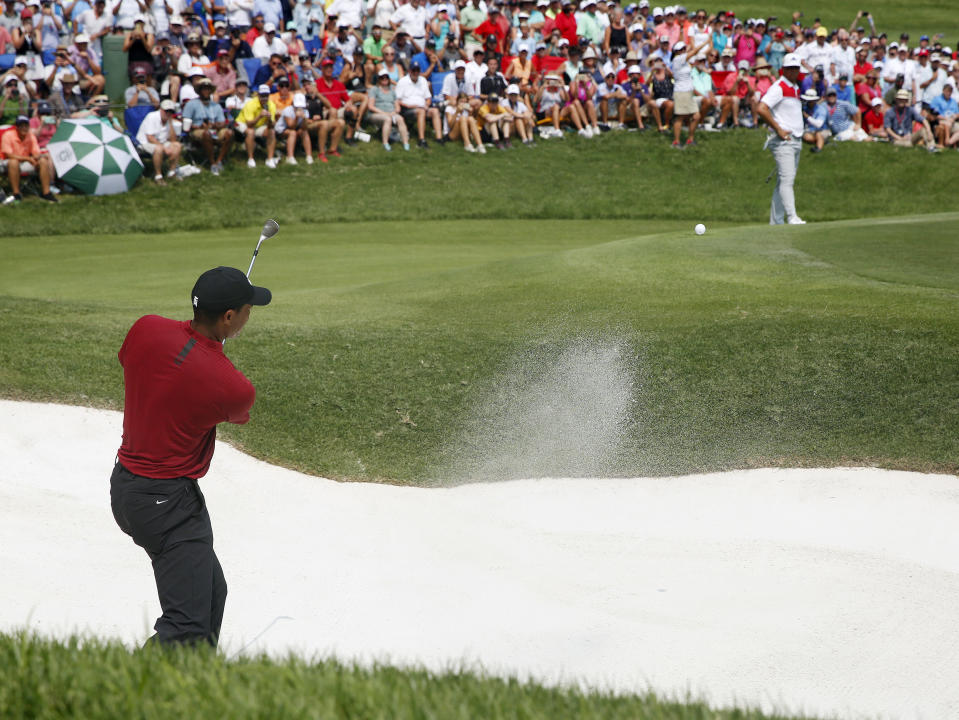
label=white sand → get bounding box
[3,399,958,719]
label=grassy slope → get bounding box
[3,214,958,482]
[0,633,826,720]
[2,132,958,236]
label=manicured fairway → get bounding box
[3,213,958,483]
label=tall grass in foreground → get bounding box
[0,631,823,720]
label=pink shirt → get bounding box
[734,32,760,65]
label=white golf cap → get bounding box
[292,93,306,108]
[800,89,818,101]
[537,0,548,4]
[558,38,569,46]
[652,6,662,16]
[870,96,882,106]
[160,99,176,110]
[627,64,641,73]
[264,21,276,32]
[888,41,898,49]
[737,59,750,69]
[257,83,271,94]
[74,33,90,43]
[639,0,648,6]
[506,83,519,94]
[672,40,685,51]
[377,67,390,77]
[453,59,466,69]
[664,4,674,13]
[583,47,596,59]
[931,53,941,61]
[14,55,28,65]
[169,14,183,23]
[782,52,802,69]
[628,22,642,32]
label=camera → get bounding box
[231,27,241,38]
[95,106,109,116]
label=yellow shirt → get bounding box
[237,97,278,128]
[476,102,506,128]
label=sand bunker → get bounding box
[3,399,958,719]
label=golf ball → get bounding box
[695,224,706,235]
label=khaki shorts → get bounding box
[237,124,272,137]
[673,90,697,116]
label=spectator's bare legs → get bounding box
[650,101,664,131]
[412,107,426,140]
[561,104,584,130]
[244,128,258,161]
[379,113,394,144]
[168,75,180,102]
[216,128,233,165]
[600,98,610,123]
[285,129,298,159]
[427,107,442,140]
[319,118,345,155]
[395,114,410,146]
[5,156,50,194]
[352,94,369,135]
[630,98,645,129]
[513,117,528,142]
[197,129,217,165]
[364,59,375,84]
[617,100,627,125]
[486,120,499,141]
[152,140,181,181]
[661,99,674,126]
[583,99,599,131]
[298,126,312,157]
[264,128,276,161]
[550,104,561,131]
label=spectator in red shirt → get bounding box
[554,0,578,46]
[474,6,510,54]
[852,45,872,82]
[717,59,755,128]
[855,67,881,114]
[315,57,360,147]
[862,96,887,139]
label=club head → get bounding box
[261,219,280,240]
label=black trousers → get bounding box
[110,462,227,648]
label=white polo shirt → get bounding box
[395,74,431,107]
[760,76,803,138]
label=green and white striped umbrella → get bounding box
[47,118,144,195]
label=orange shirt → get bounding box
[269,91,294,112]
[0,128,40,159]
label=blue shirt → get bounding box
[805,101,828,132]
[825,99,857,133]
[884,104,922,135]
[930,93,958,117]
[830,83,854,105]
[183,97,226,125]
[253,0,283,27]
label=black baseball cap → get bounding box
[192,266,271,312]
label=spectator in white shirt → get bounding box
[75,0,111,57]
[227,0,255,30]
[252,22,288,58]
[395,61,443,146]
[326,0,363,28]
[391,0,428,48]
[136,98,182,185]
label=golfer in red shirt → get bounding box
[110,266,271,648]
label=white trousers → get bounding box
[768,135,802,225]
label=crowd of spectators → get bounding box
[1,0,958,199]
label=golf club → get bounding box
[224,219,279,344]
[248,219,279,278]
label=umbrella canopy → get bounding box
[47,118,144,195]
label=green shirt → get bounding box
[576,12,602,45]
[363,36,386,60]
[460,5,486,43]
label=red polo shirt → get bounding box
[117,315,256,479]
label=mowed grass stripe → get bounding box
[2,216,958,482]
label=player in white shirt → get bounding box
[756,52,805,225]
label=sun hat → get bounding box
[815,26,827,37]
[895,88,910,100]
[800,89,818,101]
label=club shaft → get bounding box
[247,238,265,278]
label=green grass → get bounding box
[0,632,826,720]
[3,213,959,482]
[2,132,958,237]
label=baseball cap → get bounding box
[264,21,276,32]
[160,99,176,110]
[320,57,334,66]
[192,267,272,313]
[895,88,910,100]
[870,97,881,106]
[815,26,827,37]
[672,40,685,51]
[188,67,205,77]
[782,52,801,68]
[506,83,519,94]
[825,87,836,95]
[931,53,942,61]
[217,48,229,56]
[722,47,735,57]
[75,33,90,43]
[214,19,226,27]
[15,114,29,124]
[627,64,641,74]
[453,59,466,70]
[652,5,662,16]
[658,34,668,42]
[14,55,27,66]
[169,14,183,24]
[488,92,499,101]
[377,67,390,77]
[257,83,271,94]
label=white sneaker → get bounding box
[464,144,476,152]
[787,216,807,225]
[477,144,487,154]
[247,158,256,168]
[578,128,590,138]
[265,157,278,169]
[305,155,314,165]
[286,156,297,165]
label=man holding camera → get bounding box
[126,69,161,107]
[0,74,29,125]
[69,33,107,98]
